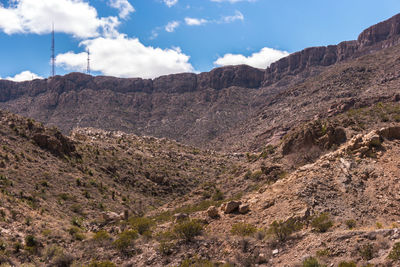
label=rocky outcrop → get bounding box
[262,13,400,86]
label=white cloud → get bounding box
[163,0,178,7]
[221,10,244,23]
[165,21,180,32]
[185,17,208,26]
[4,71,43,82]
[211,0,256,3]
[0,0,120,38]
[108,0,135,19]
[55,34,194,79]
[214,47,289,69]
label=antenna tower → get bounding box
[51,23,55,77]
[87,49,90,75]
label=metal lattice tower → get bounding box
[87,49,90,75]
[51,23,55,77]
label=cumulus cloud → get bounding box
[163,0,178,7]
[214,47,289,69]
[4,71,43,82]
[55,34,194,79]
[0,0,120,38]
[185,17,208,26]
[165,21,180,32]
[108,0,135,19]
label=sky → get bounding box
[0,0,399,81]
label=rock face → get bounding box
[0,14,400,151]
[263,13,400,85]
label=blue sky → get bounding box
[0,0,399,81]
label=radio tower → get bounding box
[51,23,55,77]
[87,49,90,75]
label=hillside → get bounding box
[1,11,400,267]
[0,14,399,151]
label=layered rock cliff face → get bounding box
[0,13,400,151]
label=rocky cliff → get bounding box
[0,13,400,151]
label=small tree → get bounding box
[173,219,203,242]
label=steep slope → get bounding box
[0,14,400,151]
[0,110,258,266]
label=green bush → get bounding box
[338,261,357,267]
[88,261,116,267]
[311,213,333,233]
[25,235,37,248]
[388,242,400,260]
[113,230,138,252]
[302,257,326,267]
[129,217,153,235]
[230,223,257,237]
[173,219,203,242]
[359,243,374,260]
[93,230,111,242]
[267,218,302,241]
[158,240,175,256]
[212,189,224,201]
[345,219,356,229]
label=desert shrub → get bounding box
[302,257,326,267]
[316,249,331,257]
[93,230,111,242]
[388,242,400,260]
[158,240,175,256]
[338,261,356,267]
[0,239,6,251]
[212,189,224,201]
[311,213,333,233]
[70,204,83,214]
[88,261,116,267]
[251,170,263,181]
[230,223,257,237]
[13,242,22,253]
[173,219,203,242]
[25,235,37,248]
[178,257,229,267]
[345,219,356,229]
[129,217,153,235]
[359,243,374,260]
[68,226,85,241]
[376,222,383,229]
[113,230,138,252]
[52,253,74,267]
[71,217,83,227]
[267,218,302,241]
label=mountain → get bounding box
[0,14,399,152]
[1,13,400,267]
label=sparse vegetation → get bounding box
[267,218,302,241]
[338,261,357,267]
[302,256,326,267]
[112,230,138,253]
[359,243,374,260]
[230,223,257,237]
[311,213,333,233]
[345,219,356,229]
[388,242,400,260]
[173,219,203,242]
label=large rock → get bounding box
[207,206,219,218]
[223,201,241,214]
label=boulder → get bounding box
[224,201,241,214]
[207,206,219,218]
[238,204,250,214]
